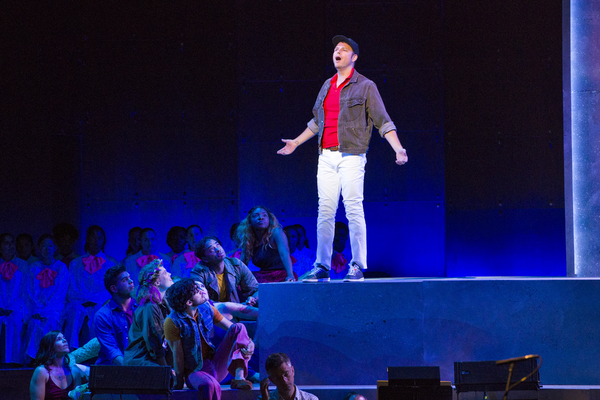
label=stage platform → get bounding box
[74,385,600,400]
[258,277,600,387]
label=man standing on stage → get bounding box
[278,35,408,282]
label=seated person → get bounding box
[260,352,319,400]
[52,222,80,269]
[0,233,27,365]
[122,228,171,281]
[16,233,39,264]
[61,225,118,348]
[237,206,296,283]
[227,223,242,259]
[29,331,88,400]
[23,235,70,361]
[164,279,255,398]
[191,236,258,321]
[165,226,188,266]
[124,259,173,366]
[125,226,142,257]
[93,264,137,365]
[171,224,203,280]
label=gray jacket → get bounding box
[307,70,396,155]
[190,257,258,304]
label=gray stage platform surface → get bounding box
[258,277,600,386]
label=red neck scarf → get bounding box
[0,260,18,280]
[83,254,106,274]
[137,254,159,268]
[183,252,200,269]
[36,267,58,288]
[331,252,348,273]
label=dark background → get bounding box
[0,0,565,276]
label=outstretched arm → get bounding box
[273,227,295,281]
[384,130,408,165]
[277,127,317,155]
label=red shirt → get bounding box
[322,69,354,149]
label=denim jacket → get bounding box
[167,304,215,374]
[307,70,396,155]
[190,257,258,304]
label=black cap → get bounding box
[332,35,359,56]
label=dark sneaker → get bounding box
[302,265,330,282]
[343,263,364,282]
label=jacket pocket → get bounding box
[342,97,366,122]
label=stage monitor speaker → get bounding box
[388,366,440,387]
[89,365,172,397]
[0,368,35,400]
[454,360,540,393]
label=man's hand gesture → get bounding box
[277,139,298,156]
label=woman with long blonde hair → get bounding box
[236,206,295,282]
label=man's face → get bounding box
[129,230,141,252]
[267,361,295,392]
[169,229,188,253]
[1,235,16,261]
[56,235,75,257]
[40,238,57,263]
[112,271,135,297]
[140,230,157,254]
[202,239,225,265]
[16,237,34,260]
[187,227,203,247]
[333,41,357,70]
[87,229,105,255]
[190,281,209,306]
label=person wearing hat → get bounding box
[277,35,408,283]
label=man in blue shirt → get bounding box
[93,264,137,365]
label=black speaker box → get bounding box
[378,385,453,400]
[0,368,35,400]
[89,365,172,397]
[454,360,539,393]
[388,366,440,387]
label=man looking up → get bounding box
[191,236,258,308]
[164,279,254,399]
[278,35,408,282]
[93,264,137,365]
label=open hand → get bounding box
[277,139,298,155]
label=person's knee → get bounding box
[229,322,247,335]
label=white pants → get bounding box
[315,149,367,270]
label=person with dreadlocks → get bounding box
[236,206,296,283]
[124,259,174,366]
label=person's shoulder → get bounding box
[225,256,245,269]
[31,365,49,380]
[95,299,114,315]
[297,388,319,400]
[191,262,210,272]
